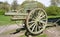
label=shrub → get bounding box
[0,9,5,15]
[45,6,60,16]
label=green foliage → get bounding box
[20,1,45,9]
[0,9,5,15]
[45,6,60,16]
[57,7,60,15]
[0,1,9,11]
[37,34,47,37]
[37,1,45,9]
[11,0,18,10]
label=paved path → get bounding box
[44,26,60,37]
[0,24,19,34]
[0,24,25,37]
[0,24,60,37]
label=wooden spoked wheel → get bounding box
[13,8,24,26]
[26,8,47,35]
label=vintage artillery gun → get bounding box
[5,0,47,36]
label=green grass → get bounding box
[48,16,60,18]
[0,15,15,26]
[37,34,47,37]
[20,34,47,37]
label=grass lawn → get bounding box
[48,16,60,18]
[0,15,15,26]
[20,34,47,37]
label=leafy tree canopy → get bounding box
[45,6,60,16]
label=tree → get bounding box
[45,6,60,16]
[0,1,9,15]
[11,0,18,10]
[0,1,9,11]
[20,1,45,9]
[51,0,60,6]
[3,1,9,11]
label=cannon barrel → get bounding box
[5,12,28,20]
[5,12,28,16]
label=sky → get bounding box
[0,0,51,7]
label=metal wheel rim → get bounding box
[26,8,47,34]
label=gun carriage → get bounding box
[5,0,47,35]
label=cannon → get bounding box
[5,0,47,36]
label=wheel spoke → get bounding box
[32,18,35,21]
[32,24,36,31]
[38,26,41,30]
[42,19,46,21]
[37,11,41,16]
[29,23,35,28]
[35,26,37,32]
[40,15,45,19]
[29,21,35,23]
[40,12,43,17]
[40,20,46,24]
